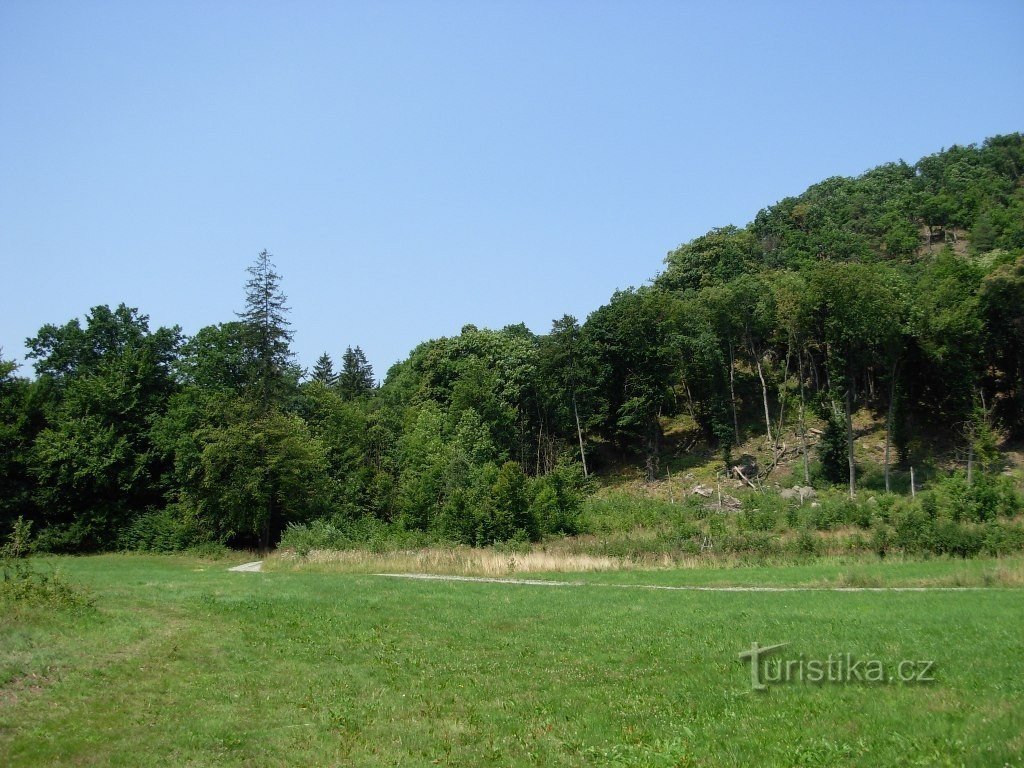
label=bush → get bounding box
[738,496,782,532]
[788,528,823,557]
[0,564,95,611]
[32,521,97,554]
[119,507,213,553]
[578,494,684,535]
[1,517,94,611]
[918,472,1022,523]
[530,460,587,537]
[981,520,1024,555]
[278,517,435,555]
[817,409,850,485]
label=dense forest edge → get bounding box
[2,134,1024,562]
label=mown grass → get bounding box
[2,554,1023,766]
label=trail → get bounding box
[228,561,263,572]
[225,563,988,591]
[374,572,986,592]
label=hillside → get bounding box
[2,134,1023,555]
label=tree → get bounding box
[538,315,591,476]
[807,263,903,497]
[311,352,337,386]
[337,346,375,399]
[582,288,681,481]
[237,250,295,413]
[24,306,182,549]
[980,255,1024,436]
[195,409,330,549]
[0,353,32,531]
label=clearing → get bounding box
[1,554,1022,766]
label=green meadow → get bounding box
[2,555,1023,767]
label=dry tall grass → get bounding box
[270,547,628,576]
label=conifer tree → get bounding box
[311,352,337,386]
[237,250,294,412]
[338,345,375,399]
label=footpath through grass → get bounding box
[1,554,1022,766]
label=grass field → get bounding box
[2,554,1023,766]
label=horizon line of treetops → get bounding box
[1,133,1022,552]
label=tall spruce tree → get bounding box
[237,250,294,412]
[338,345,375,399]
[311,352,337,386]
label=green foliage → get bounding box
[816,407,849,485]
[192,410,330,548]
[5,136,1024,555]
[0,518,93,611]
[23,305,181,550]
[278,517,434,555]
[5,554,1024,765]
[119,507,213,553]
[237,250,298,411]
[310,352,337,386]
[337,345,375,399]
[0,354,32,528]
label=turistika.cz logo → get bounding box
[738,642,936,691]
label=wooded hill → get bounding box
[2,134,1022,552]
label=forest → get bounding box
[2,133,1023,554]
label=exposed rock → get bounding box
[721,494,742,510]
[692,484,714,498]
[781,485,817,502]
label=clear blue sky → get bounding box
[2,1,1022,380]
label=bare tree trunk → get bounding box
[573,392,588,478]
[536,420,544,476]
[799,351,810,484]
[884,361,898,493]
[845,382,856,499]
[728,339,739,444]
[776,349,791,438]
[645,417,660,483]
[751,342,773,445]
[772,349,792,468]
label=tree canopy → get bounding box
[3,135,1023,552]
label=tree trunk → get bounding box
[728,340,739,444]
[536,420,544,476]
[573,392,588,478]
[775,349,790,438]
[884,361,898,494]
[645,415,661,483]
[751,342,773,445]
[845,382,856,499]
[799,351,810,484]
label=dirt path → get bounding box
[374,572,985,592]
[228,561,263,572]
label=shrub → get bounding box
[817,409,850,486]
[120,507,213,553]
[278,517,436,555]
[981,520,1024,555]
[1,517,94,611]
[788,528,823,557]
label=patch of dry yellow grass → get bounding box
[269,547,626,576]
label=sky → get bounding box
[2,1,1023,380]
